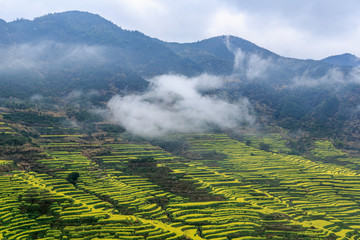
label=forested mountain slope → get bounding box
[0,11,359,147]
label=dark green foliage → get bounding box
[66,109,102,123]
[262,213,291,220]
[127,156,156,168]
[147,195,170,208]
[35,126,80,135]
[148,136,190,155]
[259,142,271,152]
[98,124,125,134]
[314,97,340,119]
[3,112,65,126]
[124,163,226,202]
[287,139,312,155]
[0,133,28,146]
[277,98,308,121]
[333,139,345,149]
[66,172,80,185]
[0,98,36,109]
[19,189,57,219]
[326,233,338,240]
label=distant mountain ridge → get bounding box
[322,53,360,67]
[0,11,359,147]
[0,11,351,78]
[1,11,201,76]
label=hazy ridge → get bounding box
[0,11,359,149]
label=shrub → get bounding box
[66,172,80,185]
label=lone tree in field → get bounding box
[66,172,80,185]
[127,156,156,168]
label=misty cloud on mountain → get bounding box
[107,74,255,137]
[291,68,345,88]
[290,65,360,89]
[224,35,272,80]
[0,42,107,73]
[349,66,360,84]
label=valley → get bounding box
[0,10,360,240]
[1,108,360,239]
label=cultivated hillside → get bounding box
[0,11,359,149]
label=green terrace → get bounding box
[240,133,292,154]
[164,133,360,239]
[0,159,13,166]
[3,115,360,239]
[0,172,187,240]
[310,140,360,167]
[94,142,178,167]
[0,114,16,135]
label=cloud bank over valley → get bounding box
[107,74,255,137]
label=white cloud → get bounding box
[224,36,272,80]
[30,94,43,101]
[107,74,255,137]
[349,66,360,84]
[0,42,106,73]
[246,54,272,80]
[292,68,345,88]
[207,9,248,37]
[117,0,165,15]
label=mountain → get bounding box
[0,11,202,98]
[0,11,335,86]
[322,53,360,67]
[5,11,200,76]
[166,36,332,84]
[165,36,278,75]
[0,11,359,148]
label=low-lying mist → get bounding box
[291,66,360,89]
[0,41,107,73]
[225,35,273,81]
[107,74,255,137]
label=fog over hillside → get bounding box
[108,74,255,137]
[0,11,359,145]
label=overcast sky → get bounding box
[1,0,359,59]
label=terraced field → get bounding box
[0,113,16,135]
[167,134,360,239]
[1,111,360,239]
